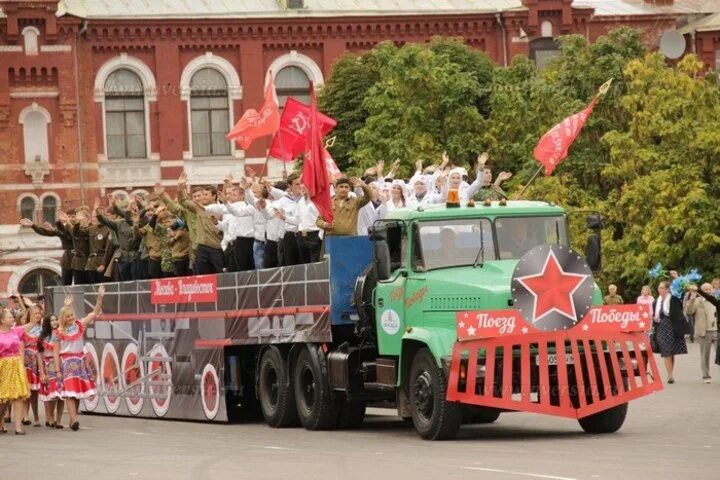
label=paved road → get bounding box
[4,343,718,480]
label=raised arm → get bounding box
[81,285,106,327]
[697,289,719,307]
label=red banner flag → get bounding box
[226,73,280,149]
[269,97,337,162]
[533,80,612,176]
[324,148,341,180]
[303,84,334,224]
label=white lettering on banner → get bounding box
[154,283,176,296]
[476,313,516,334]
[178,280,215,296]
[589,308,640,329]
[290,111,309,134]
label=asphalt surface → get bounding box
[3,342,718,480]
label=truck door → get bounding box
[372,221,406,356]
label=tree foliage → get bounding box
[318,28,720,295]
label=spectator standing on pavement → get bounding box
[604,284,624,305]
[683,286,698,343]
[693,284,719,383]
[653,280,688,384]
[637,285,655,309]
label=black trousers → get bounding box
[148,259,163,279]
[62,268,73,286]
[117,261,133,282]
[87,270,105,284]
[281,232,300,267]
[173,258,190,277]
[195,244,224,275]
[73,269,88,285]
[224,241,237,272]
[233,237,255,272]
[264,240,279,269]
[134,257,149,281]
[297,231,322,264]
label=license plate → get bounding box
[536,353,574,366]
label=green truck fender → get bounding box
[397,326,458,387]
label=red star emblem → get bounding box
[516,250,589,324]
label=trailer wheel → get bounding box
[294,348,337,430]
[336,400,366,429]
[578,403,628,434]
[258,348,298,428]
[408,348,462,440]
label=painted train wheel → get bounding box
[82,343,100,412]
[201,363,220,420]
[121,343,145,416]
[148,344,172,417]
[101,343,121,414]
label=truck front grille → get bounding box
[429,296,483,311]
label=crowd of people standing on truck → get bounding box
[606,279,720,385]
[19,154,512,284]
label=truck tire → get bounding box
[294,348,338,430]
[258,348,298,428]
[578,402,628,434]
[336,400,367,429]
[408,348,463,440]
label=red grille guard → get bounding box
[446,306,664,419]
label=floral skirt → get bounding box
[60,354,97,399]
[0,355,31,403]
[24,348,40,391]
[39,356,64,402]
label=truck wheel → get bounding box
[408,348,463,440]
[294,348,338,430]
[578,403,628,434]
[258,348,298,428]
[336,400,366,429]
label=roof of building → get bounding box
[677,10,720,31]
[573,0,720,17]
[48,0,525,20]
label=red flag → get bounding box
[269,97,336,162]
[324,148,341,180]
[533,78,613,176]
[303,84,334,224]
[226,73,279,149]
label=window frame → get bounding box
[189,68,231,157]
[19,195,38,223]
[412,217,495,272]
[104,69,147,160]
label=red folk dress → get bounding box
[24,324,42,391]
[38,332,63,402]
[57,321,97,399]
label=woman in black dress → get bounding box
[653,281,688,383]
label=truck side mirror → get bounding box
[585,214,602,273]
[374,239,392,281]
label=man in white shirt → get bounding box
[208,185,258,271]
[272,173,303,266]
[296,192,323,264]
[357,181,383,236]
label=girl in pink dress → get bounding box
[0,308,37,434]
[37,313,65,428]
[57,285,105,431]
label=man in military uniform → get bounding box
[96,197,137,282]
[316,177,372,236]
[20,212,74,286]
[61,208,91,285]
[85,213,111,284]
[471,153,512,202]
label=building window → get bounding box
[275,66,311,107]
[20,196,36,222]
[42,196,57,224]
[541,21,554,38]
[190,68,230,157]
[22,27,39,56]
[20,104,51,164]
[530,37,560,70]
[19,269,61,297]
[716,50,720,73]
[105,69,147,159]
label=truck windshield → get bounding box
[416,219,495,270]
[494,216,567,259]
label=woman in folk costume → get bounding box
[0,308,38,434]
[653,280,688,384]
[37,313,65,428]
[57,285,105,430]
[16,298,43,427]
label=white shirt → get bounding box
[357,201,382,236]
[206,201,256,249]
[262,200,285,242]
[273,195,301,233]
[654,295,670,322]
[298,197,321,232]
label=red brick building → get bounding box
[1,0,718,297]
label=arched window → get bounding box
[275,66,311,107]
[22,27,39,56]
[19,269,61,297]
[541,20,554,38]
[20,196,36,221]
[190,68,230,157]
[21,110,50,164]
[42,196,57,224]
[105,69,147,159]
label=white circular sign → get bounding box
[380,309,401,335]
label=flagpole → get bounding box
[514,165,544,200]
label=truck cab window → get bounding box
[415,219,494,271]
[495,216,568,260]
[386,224,404,270]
